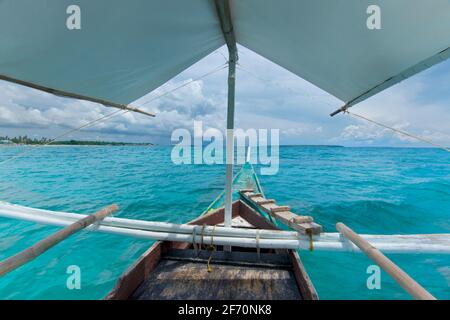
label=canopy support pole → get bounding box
[215,0,238,236]
[224,59,236,230]
[0,74,155,118]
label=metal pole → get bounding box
[224,57,236,228]
[215,0,238,233]
[0,74,155,118]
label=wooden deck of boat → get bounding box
[106,201,318,300]
[131,249,301,300]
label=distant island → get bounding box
[0,136,153,146]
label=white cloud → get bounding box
[0,45,450,146]
[335,72,450,147]
[0,68,225,144]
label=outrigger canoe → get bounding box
[1,0,450,301]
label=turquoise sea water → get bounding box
[0,146,449,300]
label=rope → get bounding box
[199,223,207,255]
[192,226,198,255]
[138,63,227,107]
[207,225,216,273]
[306,230,314,251]
[236,64,330,102]
[256,229,261,260]
[345,110,450,153]
[0,64,228,166]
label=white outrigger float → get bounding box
[0,0,450,300]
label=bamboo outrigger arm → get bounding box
[0,204,118,277]
[0,74,155,118]
[0,202,449,255]
[336,222,436,300]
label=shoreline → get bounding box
[0,144,154,147]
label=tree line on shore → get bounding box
[0,136,153,146]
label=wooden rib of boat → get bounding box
[105,200,318,300]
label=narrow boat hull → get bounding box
[106,201,318,300]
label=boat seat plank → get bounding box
[106,201,318,300]
[130,258,302,300]
[164,249,292,268]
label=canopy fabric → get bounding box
[1,0,450,107]
[0,0,224,105]
[231,0,450,106]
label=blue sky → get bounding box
[1,44,450,146]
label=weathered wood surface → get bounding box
[0,204,118,277]
[131,259,302,300]
[239,190,322,235]
[289,251,319,300]
[239,200,278,231]
[105,241,164,300]
[336,222,436,300]
[106,203,240,299]
[164,249,292,269]
[218,216,254,228]
[106,200,318,300]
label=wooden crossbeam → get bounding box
[239,188,255,193]
[239,190,322,235]
[256,199,276,205]
[270,206,291,213]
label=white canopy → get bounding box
[1,0,450,107]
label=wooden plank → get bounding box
[270,206,291,213]
[106,202,241,299]
[289,251,319,300]
[336,223,436,300]
[291,216,313,224]
[248,193,263,199]
[105,241,164,300]
[256,199,275,205]
[218,216,254,228]
[239,201,278,231]
[131,260,302,300]
[0,204,118,276]
[296,222,322,233]
[239,191,322,235]
[164,249,292,268]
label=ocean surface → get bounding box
[0,146,449,300]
